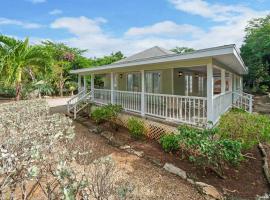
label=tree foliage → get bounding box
[241,15,270,92]
[171,47,195,54]
[0,35,124,99]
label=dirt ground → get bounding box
[70,118,205,199]
[49,100,270,200]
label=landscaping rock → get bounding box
[126,148,144,157]
[163,163,187,180]
[89,126,102,134]
[101,131,114,141]
[187,178,195,185]
[119,145,131,150]
[195,182,223,200]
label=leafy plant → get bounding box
[177,125,243,173]
[91,104,123,125]
[127,117,145,139]
[159,134,179,153]
[218,109,270,149]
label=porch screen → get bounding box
[145,72,161,93]
[127,73,141,92]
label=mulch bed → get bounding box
[81,118,269,200]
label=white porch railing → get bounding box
[213,91,233,123]
[145,93,207,125]
[93,88,111,105]
[233,90,253,112]
[114,90,141,112]
[92,89,207,125]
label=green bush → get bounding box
[160,134,179,153]
[218,109,270,149]
[177,125,243,172]
[91,104,123,124]
[127,117,144,139]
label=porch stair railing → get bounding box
[67,89,91,119]
[232,90,253,113]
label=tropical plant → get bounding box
[218,108,270,149]
[160,134,179,153]
[171,46,195,54]
[177,125,243,174]
[127,117,145,139]
[0,35,51,100]
[91,104,123,125]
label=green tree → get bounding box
[171,47,195,54]
[241,15,270,92]
[0,35,51,100]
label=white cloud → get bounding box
[169,0,268,23]
[51,16,106,36]
[27,0,46,4]
[0,17,42,29]
[49,9,63,15]
[49,0,269,58]
[125,21,204,38]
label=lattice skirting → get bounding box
[116,113,178,140]
[90,104,178,140]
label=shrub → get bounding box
[160,134,179,152]
[177,125,243,173]
[127,117,145,139]
[91,104,123,124]
[218,109,270,149]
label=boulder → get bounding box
[88,126,102,134]
[163,163,187,180]
[195,182,223,200]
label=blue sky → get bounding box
[0,0,269,57]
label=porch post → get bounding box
[83,75,87,92]
[111,72,114,104]
[221,69,226,93]
[91,74,94,100]
[207,63,214,123]
[141,70,145,116]
[229,73,233,91]
[171,68,174,94]
[239,76,243,91]
[78,75,82,92]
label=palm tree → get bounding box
[0,35,51,100]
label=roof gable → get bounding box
[116,46,175,64]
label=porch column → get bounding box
[78,75,82,92]
[207,63,214,123]
[141,70,145,116]
[239,76,243,91]
[111,72,114,104]
[229,73,233,91]
[221,69,226,94]
[91,74,94,100]
[83,75,87,92]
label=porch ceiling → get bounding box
[71,44,247,75]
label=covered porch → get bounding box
[77,65,245,126]
[70,45,251,126]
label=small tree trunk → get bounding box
[15,69,22,101]
[71,90,74,96]
[15,82,22,101]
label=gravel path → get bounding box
[45,97,71,107]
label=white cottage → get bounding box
[68,44,253,127]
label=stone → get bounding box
[187,178,195,185]
[127,149,144,157]
[119,145,131,150]
[163,163,187,180]
[195,182,223,200]
[101,131,114,141]
[89,126,102,134]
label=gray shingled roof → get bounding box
[115,46,175,64]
